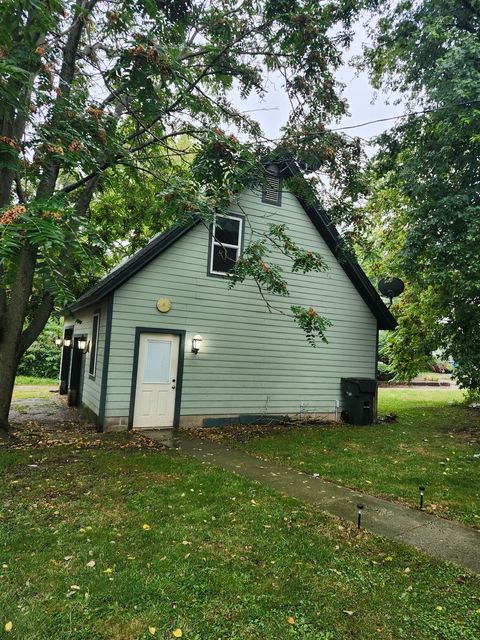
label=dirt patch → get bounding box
[184,419,337,444]
[448,427,480,445]
[2,421,167,452]
[6,393,167,452]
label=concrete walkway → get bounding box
[178,436,480,574]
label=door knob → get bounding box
[172,385,176,389]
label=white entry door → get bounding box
[133,333,179,428]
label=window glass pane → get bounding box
[143,340,171,383]
[212,245,238,273]
[214,216,240,245]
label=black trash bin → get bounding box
[341,378,377,425]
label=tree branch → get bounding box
[19,292,54,354]
[36,0,99,200]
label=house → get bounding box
[60,161,396,431]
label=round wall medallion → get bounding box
[156,298,172,313]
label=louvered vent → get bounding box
[262,172,282,206]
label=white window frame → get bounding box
[209,214,243,276]
[89,311,100,377]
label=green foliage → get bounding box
[17,318,61,379]
[229,221,332,345]
[358,0,480,391]
[377,361,394,382]
[291,305,332,346]
[0,0,372,383]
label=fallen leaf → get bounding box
[86,560,95,568]
[143,524,151,530]
[103,568,113,574]
[385,556,393,562]
[148,626,157,635]
[286,616,295,625]
[4,621,13,632]
[70,585,80,590]
[172,629,183,638]
[343,610,355,616]
[436,606,443,611]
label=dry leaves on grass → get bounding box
[1,421,166,452]
[184,418,335,444]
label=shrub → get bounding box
[17,318,61,379]
[377,361,395,381]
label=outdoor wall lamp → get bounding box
[77,338,89,353]
[55,337,63,347]
[191,334,203,354]
[63,338,72,348]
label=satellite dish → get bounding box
[378,277,405,307]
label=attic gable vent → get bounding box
[262,171,282,206]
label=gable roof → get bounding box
[68,161,396,329]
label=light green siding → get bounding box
[105,188,377,423]
[66,299,107,417]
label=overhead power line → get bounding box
[262,99,480,144]
[328,99,480,133]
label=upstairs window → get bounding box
[262,167,282,206]
[209,214,243,276]
[89,312,100,377]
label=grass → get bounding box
[0,431,479,640]
[12,378,58,400]
[195,389,480,527]
[15,376,58,385]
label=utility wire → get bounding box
[265,99,480,143]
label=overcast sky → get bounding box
[233,23,405,154]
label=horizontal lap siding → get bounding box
[66,299,107,416]
[105,189,377,418]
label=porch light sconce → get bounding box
[63,338,72,348]
[55,337,63,347]
[77,338,89,353]
[191,334,203,354]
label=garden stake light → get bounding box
[357,504,364,529]
[419,486,426,510]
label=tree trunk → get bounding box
[0,244,37,432]
[0,342,19,434]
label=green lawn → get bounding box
[15,376,58,386]
[12,378,58,400]
[196,388,480,527]
[0,432,479,640]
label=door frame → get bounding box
[128,327,186,430]
[68,334,87,407]
[59,325,74,395]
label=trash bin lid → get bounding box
[341,378,377,394]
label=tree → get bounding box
[358,0,480,389]
[0,0,366,431]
